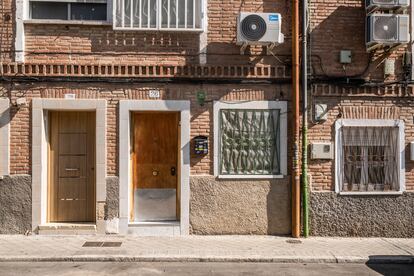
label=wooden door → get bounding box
[48,111,95,222]
[131,112,179,221]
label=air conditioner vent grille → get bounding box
[373,16,398,41]
[240,14,267,41]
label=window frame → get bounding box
[0,99,10,176]
[27,0,110,22]
[335,119,405,195]
[213,101,287,179]
[112,0,204,31]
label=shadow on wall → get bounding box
[310,5,368,77]
[267,176,291,235]
[24,26,201,64]
[205,0,291,66]
[308,5,407,80]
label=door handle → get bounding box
[171,167,176,176]
[65,168,79,171]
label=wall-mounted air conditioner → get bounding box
[366,14,409,50]
[366,0,409,11]
[237,12,284,45]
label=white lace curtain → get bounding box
[339,126,399,192]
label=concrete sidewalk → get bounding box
[0,235,413,264]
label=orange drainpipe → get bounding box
[291,0,301,238]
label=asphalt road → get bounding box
[0,262,413,276]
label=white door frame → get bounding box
[32,99,107,233]
[0,99,10,176]
[119,100,190,235]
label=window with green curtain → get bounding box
[219,109,280,175]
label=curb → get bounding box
[0,255,413,264]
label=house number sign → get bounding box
[148,90,160,98]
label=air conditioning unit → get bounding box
[237,12,284,45]
[366,0,409,10]
[366,14,409,49]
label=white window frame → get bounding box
[113,0,204,31]
[213,101,287,179]
[335,119,405,195]
[0,99,10,176]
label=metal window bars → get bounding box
[219,109,281,176]
[114,0,203,30]
[339,126,399,192]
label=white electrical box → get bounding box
[410,142,414,161]
[340,50,352,64]
[311,142,333,160]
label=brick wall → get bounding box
[309,0,408,81]
[0,0,14,62]
[308,94,414,192]
[18,0,291,66]
[1,82,290,176]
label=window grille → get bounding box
[219,109,280,175]
[338,126,399,192]
[114,0,203,30]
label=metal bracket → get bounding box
[266,43,277,55]
[240,43,248,55]
[366,43,403,53]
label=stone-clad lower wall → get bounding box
[3,175,414,237]
[190,176,291,235]
[310,192,414,238]
[0,175,32,234]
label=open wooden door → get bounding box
[131,112,179,222]
[48,111,95,222]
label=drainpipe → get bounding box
[301,0,309,238]
[291,0,301,238]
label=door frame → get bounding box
[32,99,107,233]
[0,98,10,176]
[119,100,190,235]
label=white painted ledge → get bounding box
[24,19,112,26]
[339,191,404,196]
[218,175,285,179]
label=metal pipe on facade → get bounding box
[301,0,309,237]
[291,0,301,238]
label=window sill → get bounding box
[339,191,403,196]
[217,175,284,180]
[24,19,112,26]
[128,221,180,226]
[113,26,204,32]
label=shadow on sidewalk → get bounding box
[366,255,414,276]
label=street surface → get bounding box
[0,262,413,276]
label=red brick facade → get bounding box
[1,0,414,236]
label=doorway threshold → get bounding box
[127,221,180,236]
[38,222,96,235]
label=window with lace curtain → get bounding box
[213,101,287,179]
[335,120,405,194]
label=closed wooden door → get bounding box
[132,112,179,221]
[48,111,95,222]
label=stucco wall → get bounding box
[105,176,119,220]
[190,176,291,235]
[310,192,414,238]
[0,175,31,234]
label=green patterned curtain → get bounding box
[219,109,280,175]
